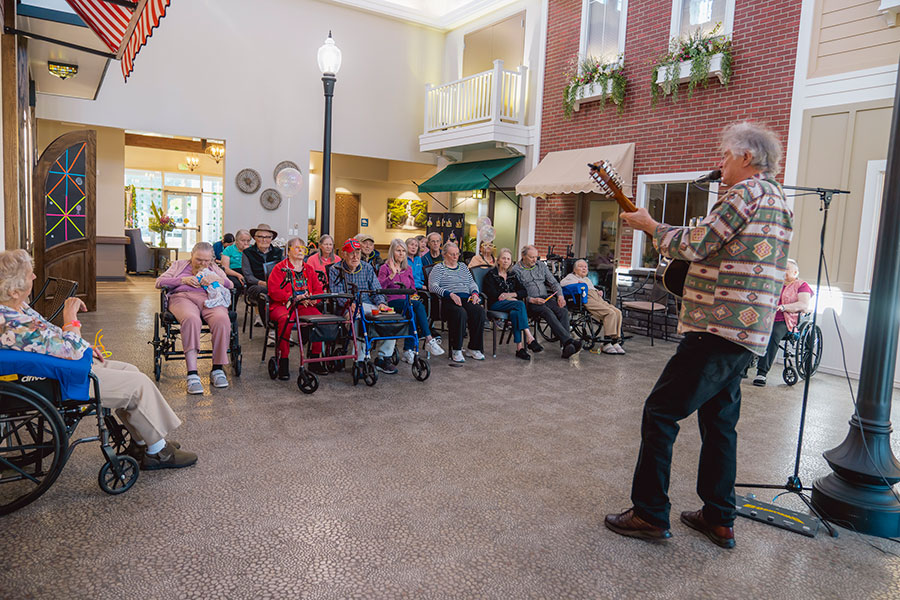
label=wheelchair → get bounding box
[560,283,605,351]
[780,315,823,386]
[354,288,431,385]
[149,288,243,381]
[0,351,139,516]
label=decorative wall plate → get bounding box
[236,168,261,193]
[260,188,282,211]
[274,160,300,180]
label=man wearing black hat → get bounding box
[242,223,284,306]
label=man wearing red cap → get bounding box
[329,239,398,374]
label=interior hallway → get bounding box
[3,278,900,599]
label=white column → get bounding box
[490,59,504,124]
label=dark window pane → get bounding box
[663,182,687,227]
[686,183,709,225]
[647,184,665,221]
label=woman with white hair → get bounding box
[0,249,197,469]
[753,259,812,387]
[156,241,234,394]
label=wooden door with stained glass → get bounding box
[32,130,97,311]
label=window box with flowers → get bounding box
[563,55,627,119]
[650,24,733,105]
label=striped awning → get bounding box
[65,0,171,81]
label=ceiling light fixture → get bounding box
[185,155,200,171]
[48,61,78,80]
[205,143,225,164]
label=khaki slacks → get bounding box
[90,360,182,446]
[585,289,623,338]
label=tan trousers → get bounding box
[90,360,182,446]
[585,289,623,338]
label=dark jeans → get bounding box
[757,321,789,376]
[630,332,753,529]
[526,301,572,346]
[441,300,485,351]
[388,298,430,350]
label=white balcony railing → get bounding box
[424,60,528,134]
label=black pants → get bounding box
[757,321,789,376]
[441,300,485,351]
[245,283,267,304]
[630,332,753,529]
[526,301,572,346]
[227,275,245,299]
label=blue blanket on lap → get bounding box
[0,350,93,401]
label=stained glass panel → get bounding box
[44,143,87,250]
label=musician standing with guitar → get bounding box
[603,122,793,548]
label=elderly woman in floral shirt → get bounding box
[0,249,197,470]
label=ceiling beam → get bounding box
[125,133,206,153]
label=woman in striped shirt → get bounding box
[427,242,486,363]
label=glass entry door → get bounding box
[165,192,201,253]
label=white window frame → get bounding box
[668,0,736,42]
[579,0,629,67]
[631,171,720,271]
[853,159,887,293]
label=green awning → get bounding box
[417,156,523,193]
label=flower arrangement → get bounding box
[148,202,176,246]
[650,23,733,105]
[562,54,627,119]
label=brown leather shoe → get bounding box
[604,508,672,541]
[680,510,735,549]
[141,442,198,470]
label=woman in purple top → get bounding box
[156,241,234,395]
[378,239,444,363]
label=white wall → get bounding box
[35,0,444,240]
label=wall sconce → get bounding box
[185,155,200,171]
[205,143,225,164]
[48,61,78,80]
[472,189,486,199]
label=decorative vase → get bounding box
[159,235,167,248]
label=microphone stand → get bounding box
[731,183,849,539]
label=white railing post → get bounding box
[490,59,503,124]
[516,65,528,125]
[424,83,433,133]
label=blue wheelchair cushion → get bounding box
[0,349,93,401]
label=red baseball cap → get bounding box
[342,238,361,253]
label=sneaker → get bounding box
[210,369,229,388]
[426,338,445,356]
[515,348,531,360]
[613,343,626,354]
[752,374,767,387]
[375,356,398,374]
[528,339,544,353]
[601,343,618,355]
[402,349,416,364]
[267,331,276,347]
[186,374,204,395]
[141,442,198,470]
[465,349,485,361]
[451,350,466,363]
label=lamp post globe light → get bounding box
[317,31,341,236]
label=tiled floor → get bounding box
[3,278,900,599]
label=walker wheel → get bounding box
[352,362,361,386]
[98,455,139,495]
[297,369,319,394]
[153,352,162,382]
[783,366,798,386]
[364,361,378,387]
[233,348,243,377]
[390,348,400,366]
[267,357,278,380]
[411,357,431,382]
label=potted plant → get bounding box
[148,202,176,247]
[650,23,733,105]
[563,54,627,118]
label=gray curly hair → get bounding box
[719,121,783,177]
[0,249,34,302]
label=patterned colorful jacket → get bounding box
[653,174,793,355]
[0,304,92,360]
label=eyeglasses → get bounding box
[255,234,273,240]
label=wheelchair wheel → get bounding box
[152,314,163,381]
[575,317,598,351]
[537,318,559,343]
[232,347,243,377]
[797,323,823,379]
[267,357,279,380]
[411,357,430,382]
[783,366,799,386]
[297,370,319,395]
[103,415,132,456]
[98,455,139,495]
[363,361,378,387]
[0,384,67,516]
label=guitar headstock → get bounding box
[588,160,637,213]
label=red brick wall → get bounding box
[534,195,577,254]
[537,0,802,265]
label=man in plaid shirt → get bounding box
[605,122,792,550]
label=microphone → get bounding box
[693,169,721,184]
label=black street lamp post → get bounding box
[317,32,341,237]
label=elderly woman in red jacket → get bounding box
[267,237,325,380]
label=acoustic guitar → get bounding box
[587,161,689,298]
